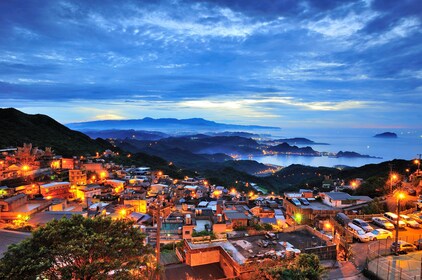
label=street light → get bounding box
[415,159,421,175]
[394,192,406,255]
[390,174,397,193]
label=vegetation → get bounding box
[248,253,325,280]
[0,108,114,156]
[0,215,156,280]
[361,199,387,214]
[192,230,216,239]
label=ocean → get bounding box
[249,128,422,167]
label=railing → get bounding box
[366,234,422,280]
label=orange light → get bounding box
[100,171,106,179]
[22,165,29,171]
[398,192,405,200]
[119,209,127,217]
[415,159,420,165]
[158,171,163,176]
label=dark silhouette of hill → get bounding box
[0,108,113,156]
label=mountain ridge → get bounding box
[66,117,281,132]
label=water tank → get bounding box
[185,214,192,225]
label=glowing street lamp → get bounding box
[389,173,398,193]
[415,159,421,174]
[119,209,127,218]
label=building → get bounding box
[69,169,87,186]
[0,194,51,220]
[72,184,102,204]
[179,226,336,279]
[321,192,372,208]
[105,179,125,193]
[40,182,71,199]
[223,210,251,229]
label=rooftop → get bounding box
[224,210,251,220]
[297,201,338,211]
[229,230,327,260]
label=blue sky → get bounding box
[0,0,421,128]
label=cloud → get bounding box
[306,12,373,37]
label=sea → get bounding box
[247,128,422,168]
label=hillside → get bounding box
[0,108,113,156]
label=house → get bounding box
[250,206,274,218]
[223,210,251,229]
[40,182,71,199]
[69,169,87,185]
[321,192,372,208]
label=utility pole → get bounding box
[155,200,161,280]
[389,163,394,193]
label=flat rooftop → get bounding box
[229,230,327,259]
[298,201,337,211]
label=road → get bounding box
[0,229,31,257]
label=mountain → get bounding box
[374,132,397,138]
[83,129,168,141]
[118,135,262,156]
[66,117,281,133]
[335,151,381,159]
[0,108,114,156]
[272,137,329,145]
[267,143,319,156]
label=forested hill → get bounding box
[0,108,113,156]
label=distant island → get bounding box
[374,132,397,138]
[278,137,329,145]
[335,151,382,159]
[264,137,329,146]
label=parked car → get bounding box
[370,229,393,240]
[390,241,417,254]
[335,213,350,227]
[384,212,406,229]
[409,213,422,223]
[372,217,395,230]
[352,218,374,232]
[299,198,310,206]
[413,239,422,250]
[265,231,276,240]
[347,223,372,243]
[400,214,421,228]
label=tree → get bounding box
[0,215,155,280]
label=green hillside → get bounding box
[0,108,113,156]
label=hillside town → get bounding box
[1,144,422,279]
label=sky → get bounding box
[0,0,421,129]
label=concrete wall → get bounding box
[188,249,220,266]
